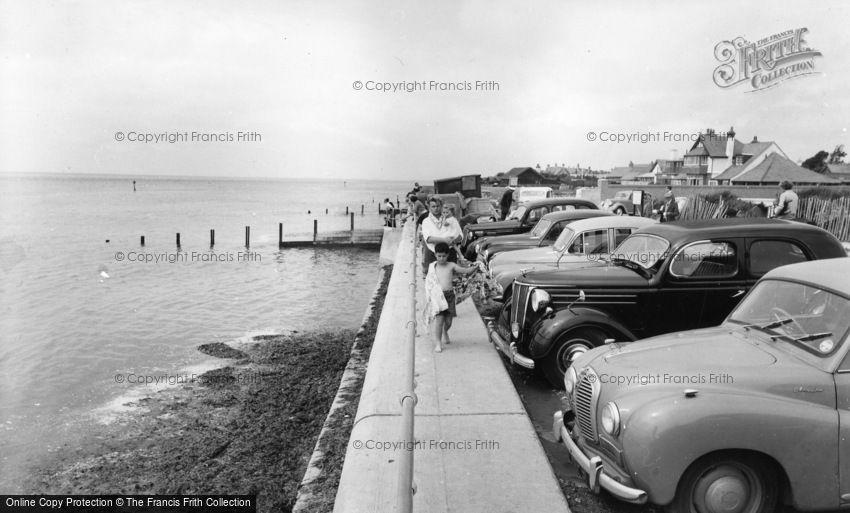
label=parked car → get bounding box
[462,197,599,259]
[487,218,847,387]
[488,215,657,301]
[474,210,612,263]
[600,190,644,215]
[553,257,850,511]
[516,186,553,204]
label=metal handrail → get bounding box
[396,220,418,511]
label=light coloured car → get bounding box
[487,215,657,300]
[553,257,850,511]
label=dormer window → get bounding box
[734,155,744,165]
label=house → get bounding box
[504,167,546,185]
[714,153,841,186]
[610,163,653,184]
[680,128,786,185]
[827,163,850,184]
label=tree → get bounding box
[828,145,846,164]
[801,150,830,174]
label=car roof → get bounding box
[522,197,599,209]
[539,210,613,222]
[762,258,850,296]
[562,215,658,231]
[632,217,834,244]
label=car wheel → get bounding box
[541,327,606,388]
[669,453,779,513]
[614,206,626,216]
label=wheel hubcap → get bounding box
[558,340,591,373]
[694,465,759,513]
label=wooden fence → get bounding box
[678,194,850,241]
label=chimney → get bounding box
[726,126,736,161]
[752,136,758,143]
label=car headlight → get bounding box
[601,402,621,436]
[530,289,551,312]
[564,366,578,396]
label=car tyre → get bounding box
[614,206,626,216]
[669,453,779,513]
[541,327,606,388]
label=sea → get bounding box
[0,173,412,491]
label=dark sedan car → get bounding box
[462,197,598,260]
[488,218,847,387]
[473,210,612,263]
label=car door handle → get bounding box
[731,289,745,298]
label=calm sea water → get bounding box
[0,174,411,491]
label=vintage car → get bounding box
[474,210,612,263]
[487,218,847,387]
[487,215,657,301]
[600,190,644,216]
[462,197,598,259]
[553,258,850,511]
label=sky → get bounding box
[1,0,849,181]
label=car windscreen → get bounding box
[553,227,576,253]
[728,279,850,370]
[608,234,670,269]
[508,206,527,220]
[529,219,552,239]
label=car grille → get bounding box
[511,282,532,338]
[574,369,599,442]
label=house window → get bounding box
[734,156,744,165]
[708,180,719,186]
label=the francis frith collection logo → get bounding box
[713,28,822,92]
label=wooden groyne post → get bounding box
[313,220,318,242]
[279,223,283,248]
[210,229,215,248]
[176,233,181,248]
[140,235,145,246]
[245,226,250,248]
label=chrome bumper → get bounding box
[552,411,648,504]
[486,320,535,369]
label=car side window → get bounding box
[614,228,632,247]
[749,240,810,277]
[669,241,738,278]
[569,229,608,254]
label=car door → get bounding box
[837,350,850,506]
[655,239,745,333]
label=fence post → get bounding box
[176,233,181,248]
[313,220,318,243]
[141,235,145,246]
[245,226,250,248]
[279,223,283,248]
[210,229,215,248]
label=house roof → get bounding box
[827,163,850,178]
[684,132,775,160]
[713,165,746,182]
[506,167,542,177]
[721,153,840,184]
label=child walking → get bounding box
[424,242,480,352]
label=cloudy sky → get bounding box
[2,0,848,181]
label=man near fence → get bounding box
[771,181,798,220]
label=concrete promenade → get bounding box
[334,221,570,513]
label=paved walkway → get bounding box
[334,222,570,513]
